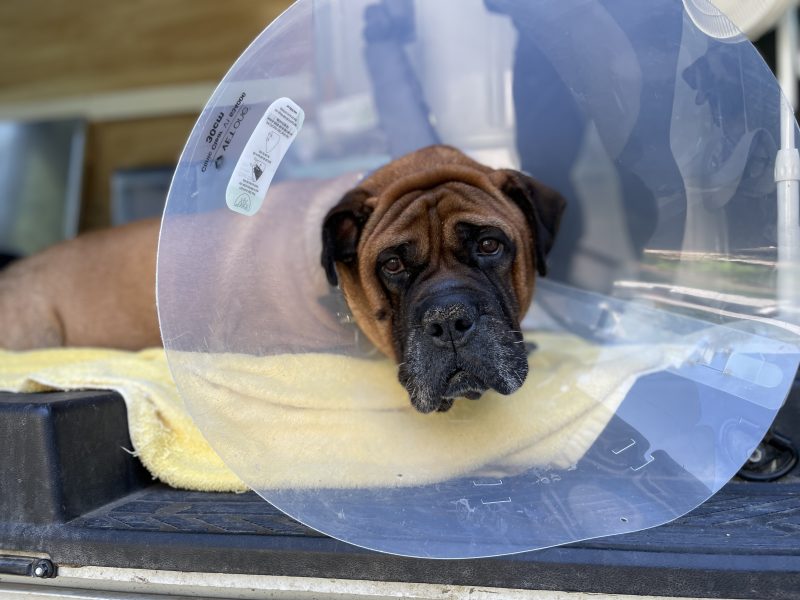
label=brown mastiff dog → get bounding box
[0,145,564,413]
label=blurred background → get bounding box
[0,0,293,267]
[0,0,785,269]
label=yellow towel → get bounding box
[0,332,686,493]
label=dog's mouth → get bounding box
[443,370,485,401]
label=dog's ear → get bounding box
[321,188,374,287]
[490,170,566,277]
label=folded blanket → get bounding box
[0,332,687,493]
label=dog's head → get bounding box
[322,146,565,413]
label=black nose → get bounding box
[421,301,478,348]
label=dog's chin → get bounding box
[400,348,529,414]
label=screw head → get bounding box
[32,560,54,579]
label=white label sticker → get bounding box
[226,97,304,216]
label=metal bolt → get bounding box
[749,446,765,464]
[32,560,54,579]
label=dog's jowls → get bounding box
[322,145,566,413]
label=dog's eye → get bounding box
[381,257,405,275]
[478,238,502,255]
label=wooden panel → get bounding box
[81,114,198,231]
[0,0,292,104]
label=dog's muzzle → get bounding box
[399,285,529,413]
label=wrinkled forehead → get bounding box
[363,182,520,257]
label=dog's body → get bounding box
[0,218,161,350]
[1,145,564,412]
[0,176,358,355]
